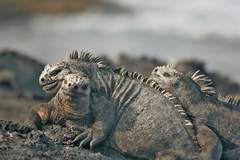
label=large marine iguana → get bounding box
[28,51,222,160]
[149,65,240,159]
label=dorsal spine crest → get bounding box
[225,95,240,106]
[114,67,199,148]
[191,70,216,96]
[67,50,110,69]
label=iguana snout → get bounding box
[61,73,90,98]
[39,62,70,94]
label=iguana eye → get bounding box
[173,72,179,77]
[163,72,171,77]
[50,69,62,76]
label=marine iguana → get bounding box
[30,51,222,160]
[149,65,240,159]
[26,71,115,149]
[26,72,91,128]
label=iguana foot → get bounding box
[64,128,93,148]
[64,127,106,149]
[65,120,85,132]
[62,120,85,140]
[24,121,40,130]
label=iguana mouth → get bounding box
[62,89,88,98]
[42,81,59,91]
[40,79,57,87]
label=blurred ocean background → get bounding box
[0,0,239,81]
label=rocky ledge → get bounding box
[0,120,127,160]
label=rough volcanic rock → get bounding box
[0,120,127,160]
[0,49,46,99]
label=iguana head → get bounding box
[57,72,92,118]
[150,65,216,104]
[150,65,216,95]
[39,62,71,94]
[150,65,202,101]
[61,72,91,99]
[39,51,111,95]
[150,65,184,89]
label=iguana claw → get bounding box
[64,128,93,148]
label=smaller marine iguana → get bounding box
[28,51,223,160]
[149,65,240,159]
[26,72,114,149]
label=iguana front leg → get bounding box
[65,95,115,149]
[24,103,51,130]
[65,126,103,149]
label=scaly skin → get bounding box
[26,72,115,149]
[113,67,222,160]
[222,95,240,107]
[29,51,223,160]
[26,72,93,128]
[150,65,240,159]
[38,51,110,96]
[39,62,71,95]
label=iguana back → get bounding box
[150,65,240,153]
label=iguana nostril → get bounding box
[74,85,78,89]
[68,83,71,87]
[40,78,44,82]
